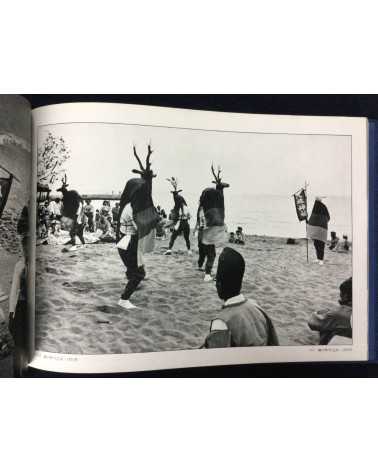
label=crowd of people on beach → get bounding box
[31,145,354,350]
[37,198,123,239]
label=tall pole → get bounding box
[305,180,309,263]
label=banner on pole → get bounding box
[0,174,13,219]
[293,188,308,222]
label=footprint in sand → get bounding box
[45,266,70,276]
[153,297,166,304]
[96,305,123,314]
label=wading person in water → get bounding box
[201,247,279,348]
[116,144,159,310]
[194,164,229,282]
[306,197,330,265]
[164,177,192,255]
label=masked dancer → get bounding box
[116,144,159,309]
[164,177,192,255]
[57,174,85,249]
[194,164,229,282]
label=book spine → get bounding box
[369,120,378,360]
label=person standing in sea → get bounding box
[306,197,330,265]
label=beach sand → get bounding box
[35,232,353,355]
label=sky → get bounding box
[38,122,352,213]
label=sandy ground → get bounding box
[35,231,352,355]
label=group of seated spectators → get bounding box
[229,226,245,245]
[37,198,62,238]
[92,200,120,236]
[37,198,122,239]
[329,231,350,252]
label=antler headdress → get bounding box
[132,144,156,180]
[57,173,68,192]
[211,163,229,190]
[166,177,182,194]
[211,164,223,185]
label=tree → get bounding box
[37,133,71,186]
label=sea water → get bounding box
[225,194,352,240]
[91,192,352,240]
[153,192,352,240]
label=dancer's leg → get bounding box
[76,223,85,245]
[69,222,76,245]
[182,221,191,250]
[198,237,206,269]
[314,239,325,261]
[168,229,179,250]
[118,247,128,268]
[205,244,216,275]
[317,241,325,262]
[119,236,144,301]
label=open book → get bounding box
[0,96,375,375]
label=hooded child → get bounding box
[116,144,159,309]
[202,247,279,348]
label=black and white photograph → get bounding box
[34,114,354,359]
[0,95,30,376]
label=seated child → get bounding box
[229,232,235,243]
[235,226,245,245]
[202,247,279,348]
[329,231,339,250]
[338,234,350,252]
[308,276,352,344]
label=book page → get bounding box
[0,95,31,377]
[29,103,368,373]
